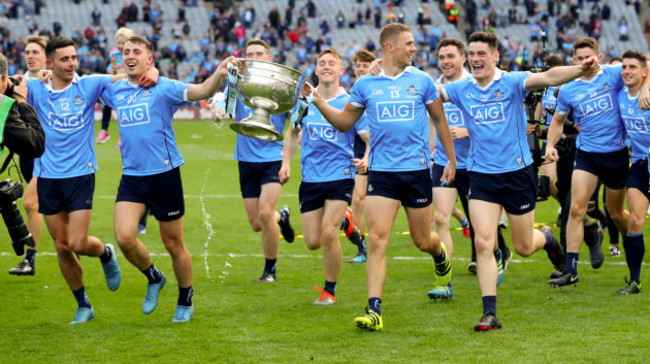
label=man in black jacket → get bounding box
[0,52,45,270]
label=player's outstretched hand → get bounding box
[138,67,159,87]
[12,75,28,101]
[580,56,600,75]
[367,59,383,75]
[441,163,456,186]
[545,145,559,163]
[279,163,291,184]
[352,158,368,174]
[37,69,52,82]
[217,56,240,79]
[450,127,468,140]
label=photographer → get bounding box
[0,52,45,260]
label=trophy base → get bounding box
[230,119,284,142]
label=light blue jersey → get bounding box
[442,69,533,173]
[27,75,113,178]
[101,77,188,176]
[226,86,287,162]
[556,64,626,153]
[433,70,472,169]
[541,86,558,126]
[301,88,367,183]
[619,87,650,163]
[349,66,438,172]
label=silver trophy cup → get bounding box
[230,60,306,142]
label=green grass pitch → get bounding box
[0,120,648,362]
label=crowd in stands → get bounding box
[0,0,646,89]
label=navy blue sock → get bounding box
[542,230,554,250]
[141,263,163,284]
[25,249,37,265]
[368,297,381,315]
[341,217,350,231]
[494,248,502,261]
[264,258,277,274]
[460,218,469,228]
[323,280,337,295]
[433,246,446,264]
[566,252,579,275]
[358,236,367,254]
[178,286,194,306]
[482,295,496,316]
[624,233,645,284]
[72,286,92,309]
[99,245,112,263]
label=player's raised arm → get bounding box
[186,56,239,102]
[310,86,364,132]
[524,56,600,91]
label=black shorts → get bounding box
[574,148,629,190]
[19,157,34,183]
[627,159,650,201]
[238,161,282,199]
[299,179,354,213]
[37,174,95,215]
[468,165,536,215]
[116,167,185,222]
[431,164,470,196]
[367,169,432,208]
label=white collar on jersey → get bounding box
[378,65,413,80]
[470,68,503,89]
[45,74,79,92]
[624,86,640,99]
[318,86,348,102]
[436,69,472,85]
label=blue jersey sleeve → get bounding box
[25,78,37,106]
[349,78,367,109]
[160,78,190,106]
[422,74,439,104]
[606,64,624,91]
[79,75,113,103]
[443,80,460,106]
[555,85,571,115]
[511,71,532,97]
[355,113,369,134]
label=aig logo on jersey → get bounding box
[118,103,151,127]
[623,116,649,134]
[445,108,465,127]
[470,102,505,124]
[47,111,85,131]
[307,122,339,141]
[579,94,613,117]
[376,101,415,122]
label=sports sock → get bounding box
[72,286,92,309]
[25,249,37,265]
[497,229,509,256]
[566,252,579,275]
[368,297,381,315]
[460,218,469,228]
[433,245,446,264]
[542,230,555,250]
[482,295,496,316]
[141,263,163,284]
[323,280,336,295]
[494,248,502,262]
[264,258,277,274]
[358,236,367,254]
[340,216,350,231]
[99,244,112,263]
[178,286,194,306]
[624,233,645,285]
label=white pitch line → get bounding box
[0,251,644,267]
[91,194,299,199]
[199,157,215,279]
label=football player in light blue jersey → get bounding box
[439,31,598,331]
[24,37,155,324]
[100,36,236,323]
[212,40,295,284]
[8,35,47,277]
[546,38,650,288]
[282,49,370,305]
[615,50,650,295]
[309,24,455,331]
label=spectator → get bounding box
[365,35,375,53]
[92,6,101,26]
[128,0,139,22]
[530,20,540,42]
[304,0,316,18]
[497,7,507,28]
[396,8,405,24]
[336,10,345,29]
[488,6,497,28]
[374,7,382,29]
[619,19,629,41]
[178,1,186,22]
[365,4,372,25]
[149,3,163,27]
[84,25,95,41]
[268,7,281,31]
[142,0,151,23]
[508,3,517,24]
[53,18,62,36]
[284,5,292,27]
[173,21,183,39]
[182,20,191,40]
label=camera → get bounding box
[0,179,35,255]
